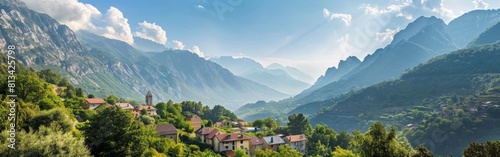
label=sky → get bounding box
[20,0,500,78]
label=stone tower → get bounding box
[145,90,153,106]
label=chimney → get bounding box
[271,137,273,143]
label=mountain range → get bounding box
[235,10,500,121]
[209,56,311,95]
[309,27,500,155]
[0,0,287,110]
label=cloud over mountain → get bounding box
[323,8,352,26]
[134,21,168,45]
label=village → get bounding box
[82,91,307,157]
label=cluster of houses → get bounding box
[82,91,307,156]
[156,123,307,157]
[84,91,158,117]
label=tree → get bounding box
[307,124,337,157]
[309,140,331,157]
[350,122,413,157]
[463,141,500,157]
[141,148,166,157]
[234,148,249,157]
[141,108,148,115]
[169,143,185,156]
[58,78,71,86]
[106,95,118,105]
[287,113,312,135]
[30,108,74,133]
[139,115,156,125]
[412,145,433,157]
[84,106,148,156]
[76,88,84,97]
[87,94,95,98]
[253,119,264,130]
[263,117,279,132]
[336,131,352,149]
[278,145,303,157]
[332,146,357,157]
[0,125,91,156]
[255,148,279,157]
[200,149,222,157]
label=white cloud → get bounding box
[197,5,205,9]
[473,0,489,9]
[21,0,100,31]
[21,0,135,44]
[172,40,185,50]
[376,28,398,46]
[134,21,168,45]
[189,46,205,57]
[323,8,352,26]
[99,7,134,44]
[323,8,330,18]
[360,0,458,21]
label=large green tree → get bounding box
[350,122,413,157]
[84,105,149,156]
[287,113,312,135]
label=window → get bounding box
[240,141,243,144]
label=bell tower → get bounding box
[146,90,153,106]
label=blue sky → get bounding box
[21,0,500,78]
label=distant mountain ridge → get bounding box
[210,56,311,95]
[301,56,361,95]
[132,37,168,52]
[266,63,316,84]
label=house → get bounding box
[249,136,264,157]
[185,114,202,131]
[215,120,231,128]
[156,124,178,142]
[85,98,105,109]
[116,103,134,110]
[284,134,307,154]
[214,133,251,155]
[136,105,157,116]
[195,127,215,143]
[206,129,223,146]
[262,135,285,151]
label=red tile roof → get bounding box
[195,127,214,135]
[86,98,105,104]
[284,134,307,142]
[249,136,263,146]
[207,129,222,139]
[216,133,250,142]
[156,124,178,135]
[138,105,156,111]
[225,150,234,157]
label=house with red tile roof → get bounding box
[214,133,251,155]
[249,136,264,157]
[206,129,223,146]
[136,105,157,116]
[116,103,134,110]
[195,127,215,143]
[284,134,307,154]
[85,98,105,110]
